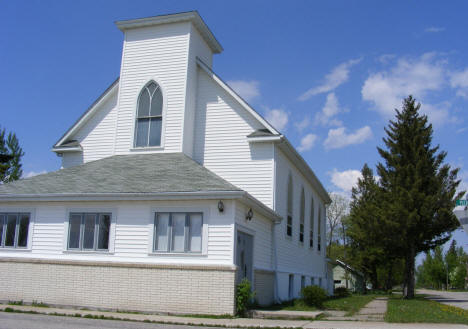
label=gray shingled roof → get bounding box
[0,153,241,196]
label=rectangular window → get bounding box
[0,213,30,248]
[67,213,111,251]
[301,276,305,289]
[154,212,203,253]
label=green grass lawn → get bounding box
[261,294,378,316]
[386,295,468,324]
[323,294,377,315]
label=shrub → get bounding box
[300,285,328,308]
[236,278,255,316]
[334,287,351,298]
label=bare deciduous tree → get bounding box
[326,193,349,255]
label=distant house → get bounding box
[0,11,331,315]
[332,259,365,293]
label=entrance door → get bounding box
[236,231,253,284]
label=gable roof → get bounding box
[53,78,119,149]
[196,57,331,204]
[196,58,280,135]
[116,11,223,54]
[0,153,241,196]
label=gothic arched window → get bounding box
[135,81,163,147]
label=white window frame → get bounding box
[148,206,209,256]
[130,78,167,151]
[0,207,34,251]
[63,208,116,254]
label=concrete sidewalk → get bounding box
[1,303,467,328]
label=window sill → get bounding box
[63,250,114,255]
[149,252,207,257]
[130,146,164,152]
[0,247,31,252]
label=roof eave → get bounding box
[53,78,119,149]
[0,190,282,223]
[247,135,283,143]
[115,11,223,54]
[277,138,332,205]
[196,57,280,135]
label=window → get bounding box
[0,213,30,248]
[317,206,322,252]
[154,212,202,253]
[309,198,314,248]
[288,274,294,300]
[299,188,305,243]
[286,174,293,237]
[301,275,305,289]
[135,81,163,147]
[68,213,111,251]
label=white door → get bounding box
[236,231,253,284]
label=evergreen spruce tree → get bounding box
[0,126,24,183]
[347,164,385,289]
[377,96,463,298]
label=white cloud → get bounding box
[378,54,396,64]
[297,133,318,152]
[299,58,362,100]
[264,108,288,131]
[425,27,446,33]
[324,126,372,150]
[315,92,344,126]
[227,80,260,103]
[294,116,311,132]
[450,68,468,98]
[23,170,47,179]
[329,169,362,193]
[362,53,446,117]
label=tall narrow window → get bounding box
[299,188,305,243]
[317,206,322,252]
[309,198,314,248]
[286,175,293,237]
[135,81,163,147]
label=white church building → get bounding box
[0,11,331,315]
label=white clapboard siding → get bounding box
[114,22,191,154]
[0,200,235,266]
[193,68,274,207]
[61,152,84,169]
[61,89,118,169]
[235,202,273,271]
[274,148,326,277]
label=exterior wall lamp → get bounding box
[218,200,224,213]
[246,208,253,221]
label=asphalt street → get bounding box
[418,289,468,310]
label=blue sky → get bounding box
[1,1,468,257]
